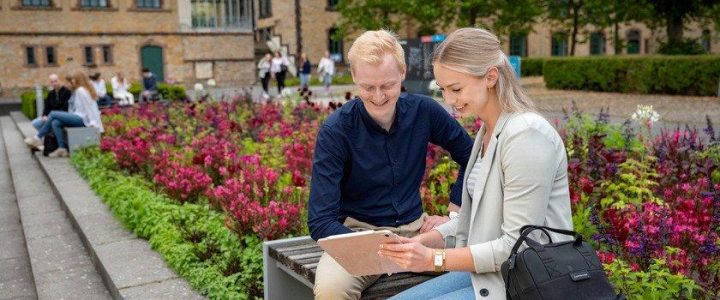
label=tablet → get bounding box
[318,230,407,276]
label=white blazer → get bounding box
[435,111,573,299]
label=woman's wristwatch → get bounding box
[448,211,459,220]
[433,249,446,272]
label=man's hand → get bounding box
[420,215,450,233]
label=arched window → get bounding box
[626,29,640,54]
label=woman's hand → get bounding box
[420,215,450,233]
[378,240,434,273]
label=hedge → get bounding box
[521,58,545,77]
[286,73,354,87]
[70,147,263,299]
[20,83,188,119]
[543,55,720,96]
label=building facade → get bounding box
[0,0,256,95]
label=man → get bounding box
[140,67,158,103]
[32,74,71,131]
[308,30,473,299]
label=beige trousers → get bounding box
[313,214,426,300]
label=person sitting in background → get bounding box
[24,70,104,157]
[140,67,158,103]
[90,73,113,108]
[32,73,71,132]
[111,72,134,106]
[317,50,335,95]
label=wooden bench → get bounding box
[263,236,438,300]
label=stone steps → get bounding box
[1,115,111,300]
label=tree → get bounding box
[586,0,650,55]
[641,0,719,45]
[540,0,596,56]
[335,0,456,38]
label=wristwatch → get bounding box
[433,249,446,272]
[448,211,459,220]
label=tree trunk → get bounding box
[666,13,684,44]
[467,7,478,27]
[570,1,579,56]
[614,21,620,55]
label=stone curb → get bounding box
[9,112,204,300]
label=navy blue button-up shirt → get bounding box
[308,93,473,240]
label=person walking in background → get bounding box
[90,73,112,108]
[32,73,71,131]
[317,51,335,95]
[270,51,290,97]
[299,52,312,89]
[24,70,104,158]
[140,67,158,103]
[257,53,272,100]
[111,72,134,106]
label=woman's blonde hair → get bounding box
[347,29,406,74]
[66,70,98,101]
[432,28,534,113]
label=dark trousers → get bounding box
[261,72,271,94]
[275,71,286,94]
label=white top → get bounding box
[270,56,290,73]
[465,156,483,197]
[110,76,129,95]
[318,57,335,76]
[92,79,107,97]
[71,87,104,133]
[257,59,271,77]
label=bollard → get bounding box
[35,84,43,119]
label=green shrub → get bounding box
[71,147,263,299]
[286,73,353,87]
[544,55,720,96]
[20,88,48,119]
[128,83,187,101]
[604,258,700,299]
[658,39,706,55]
[521,58,545,76]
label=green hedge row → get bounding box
[20,83,187,119]
[521,58,545,77]
[543,55,720,96]
[70,147,263,299]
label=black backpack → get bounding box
[501,225,622,300]
[43,132,58,156]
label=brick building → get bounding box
[0,0,256,95]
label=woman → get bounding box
[111,72,134,106]
[379,28,573,299]
[317,50,335,95]
[270,51,290,96]
[24,70,104,157]
[257,53,272,99]
[299,52,312,89]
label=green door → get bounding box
[140,45,164,82]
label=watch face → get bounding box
[434,255,443,266]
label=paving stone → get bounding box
[0,230,28,260]
[94,239,178,290]
[75,212,135,246]
[120,278,205,300]
[60,192,108,218]
[0,257,33,283]
[0,274,36,299]
[23,216,75,240]
[15,193,62,216]
[0,204,21,233]
[18,210,67,229]
[35,263,111,300]
[25,232,92,275]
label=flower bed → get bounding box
[90,98,719,299]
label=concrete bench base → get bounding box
[66,126,99,154]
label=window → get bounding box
[328,27,343,62]
[22,0,50,7]
[327,0,338,10]
[191,0,252,28]
[551,32,568,56]
[509,33,528,57]
[84,46,94,65]
[259,0,271,18]
[102,45,112,64]
[80,0,108,8]
[46,46,56,65]
[626,30,640,54]
[26,47,37,66]
[702,29,711,53]
[136,0,160,8]
[590,32,605,55]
